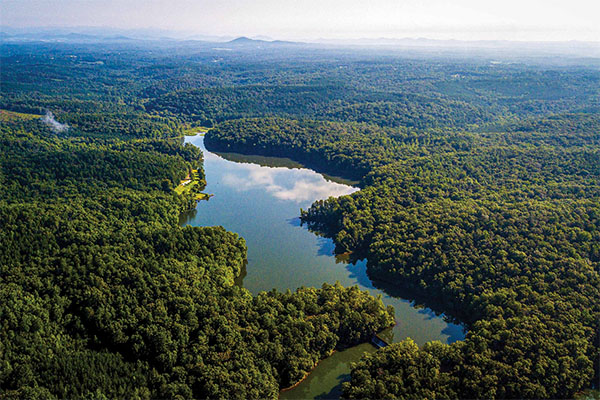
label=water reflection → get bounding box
[344,261,376,290]
[441,323,466,344]
[279,343,376,400]
[183,135,466,399]
[179,208,197,226]
[184,134,465,345]
[215,150,360,187]
[316,237,336,257]
[287,217,302,227]
[220,163,357,203]
[215,150,304,169]
[234,261,248,288]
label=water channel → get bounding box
[181,135,465,399]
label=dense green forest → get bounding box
[1,40,599,399]
[207,114,600,398]
[0,44,394,399]
[200,57,599,398]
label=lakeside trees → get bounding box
[203,110,600,398]
[0,111,394,399]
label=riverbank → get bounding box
[173,168,211,200]
[280,350,335,393]
[182,125,211,136]
[204,131,468,327]
[183,134,464,399]
[204,132,367,185]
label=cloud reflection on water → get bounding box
[219,161,357,203]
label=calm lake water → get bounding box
[182,135,464,399]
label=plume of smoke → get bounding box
[41,111,69,133]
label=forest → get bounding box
[0,44,394,399]
[207,114,599,398]
[1,40,599,399]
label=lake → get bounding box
[181,135,464,399]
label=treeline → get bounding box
[483,112,600,147]
[204,112,600,399]
[205,118,397,180]
[144,63,599,131]
[0,108,394,398]
[320,99,492,129]
[0,118,197,200]
[0,96,182,139]
[146,85,498,129]
[59,112,184,138]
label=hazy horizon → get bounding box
[2,0,599,42]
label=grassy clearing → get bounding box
[195,192,213,200]
[174,169,212,200]
[182,125,211,136]
[0,109,41,122]
[174,169,200,194]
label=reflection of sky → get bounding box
[215,157,357,203]
[187,135,466,347]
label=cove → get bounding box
[181,135,465,399]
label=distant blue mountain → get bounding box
[228,36,260,44]
[227,36,301,46]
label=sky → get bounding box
[2,0,599,42]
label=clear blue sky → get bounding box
[2,0,599,41]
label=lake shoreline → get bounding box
[279,350,337,394]
[204,135,365,187]
[201,133,469,331]
[184,134,465,399]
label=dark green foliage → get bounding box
[147,85,496,129]
[60,112,184,138]
[205,111,600,398]
[342,339,461,399]
[0,114,394,398]
[0,55,394,397]
[205,118,397,179]
[2,39,599,399]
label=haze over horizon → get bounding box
[2,0,599,42]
